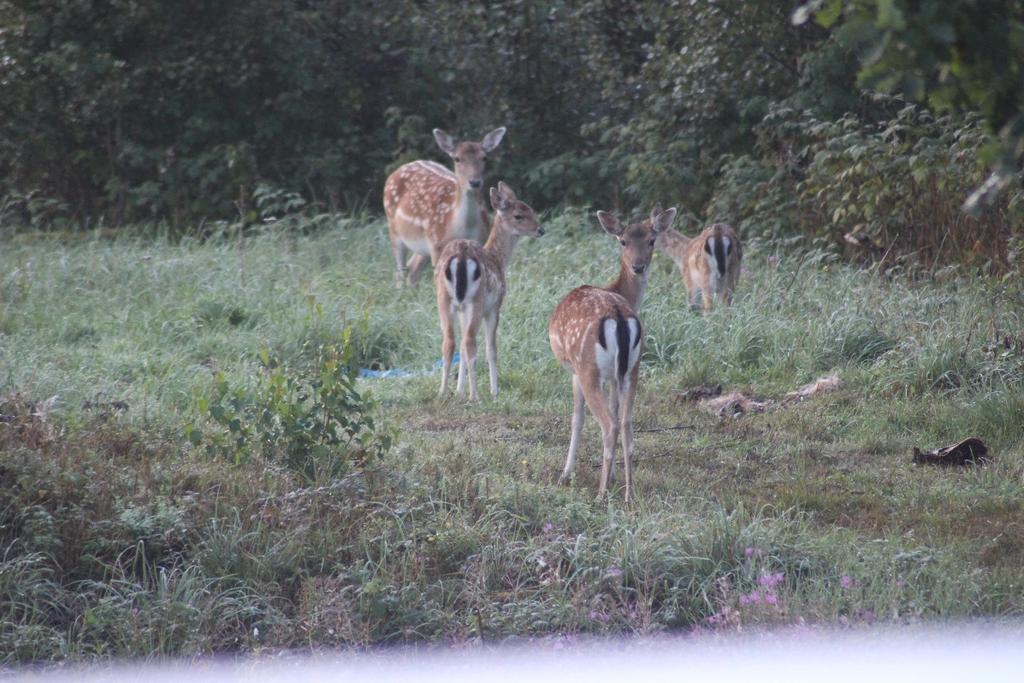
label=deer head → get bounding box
[434,127,506,192]
[596,206,677,275]
[489,181,544,237]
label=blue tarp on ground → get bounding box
[358,352,460,379]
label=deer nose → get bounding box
[537,227,545,236]
[632,263,646,274]
[469,179,482,189]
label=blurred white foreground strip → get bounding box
[17,627,1024,683]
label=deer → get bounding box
[549,206,677,502]
[436,181,544,400]
[656,222,742,311]
[383,127,506,286]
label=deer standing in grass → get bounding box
[656,222,742,311]
[549,206,677,502]
[436,182,544,400]
[383,127,506,286]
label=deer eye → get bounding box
[620,239,626,246]
[649,239,655,246]
[454,156,461,162]
[514,214,524,221]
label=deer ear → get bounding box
[497,180,517,201]
[649,205,663,224]
[490,187,508,211]
[433,129,456,156]
[653,207,677,233]
[481,127,506,152]
[597,211,623,236]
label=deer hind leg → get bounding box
[723,271,739,305]
[558,374,586,486]
[687,285,703,312]
[456,303,481,400]
[483,310,499,398]
[579,375,618,499]
[701,288,714,312]
[437,295,456,397]
[620,367,639,503]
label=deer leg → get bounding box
[688,287,703,312]
[456,303,479,399]
[558,374,586,486]
[460,307,481,401]
[484,310,499,398]
[390,234,409,287]
[579,376,617,499]
[606,383,621,485]
[701,289,714,312]
[406,254,428,286]
[620,367,639,504]
[723,273,738,305]
[438,295,455,397]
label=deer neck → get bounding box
[483,214,519,273]
[608,262,648,310]
[451,183,485,238]
[657,227,689,262]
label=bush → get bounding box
[707,98,1023,273]
[187,332,394,481]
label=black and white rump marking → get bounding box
[703,230,733,277]
[596,310,642,383]
[444,255,482,303]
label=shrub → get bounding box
[187,332,394,481]
[708,98,1023,272]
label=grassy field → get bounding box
[2,212,1024,662]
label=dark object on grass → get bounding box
[912,438,989,467]
[677,384,722,402]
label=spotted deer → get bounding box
[436,182,544,400]
[549,206,677,501]
[383,127,506,285]
[657,222,742,311]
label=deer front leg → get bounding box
[390,234,410,287]
[484,310,499,398]
[558,374,586,486]
[406,254,429,286]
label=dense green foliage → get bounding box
[4,0,1020,270]
[2,219,1024,661]
[798,0,1024,209]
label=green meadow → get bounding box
[2,213,1023,661]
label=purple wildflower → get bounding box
[758,572,785,589]
[840,575,854,589]
[606,566,624,579]
[739,590,761,606]
[763,592,779,606]
[542,522,555,534]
